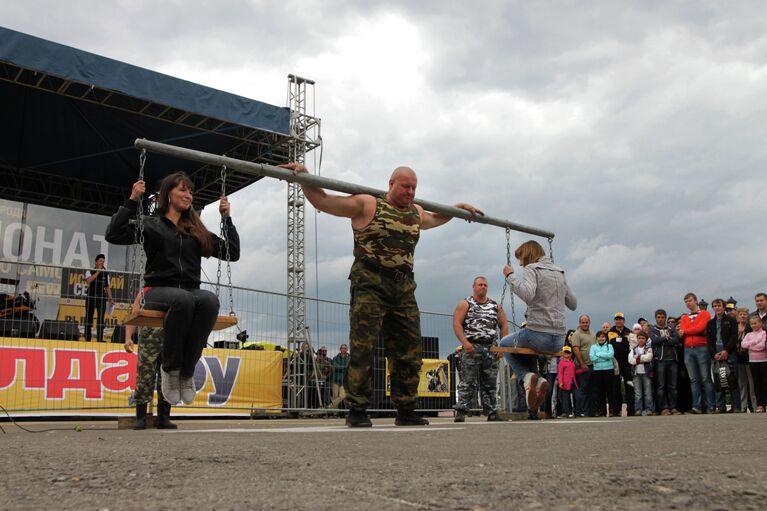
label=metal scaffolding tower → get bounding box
[285,74,321,409]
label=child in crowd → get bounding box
[590,330,617,416]
[629,323,642,349]
[557,346,577,418]
[629,331,654,416]
[741,316,767,412]
[543,353,559,419]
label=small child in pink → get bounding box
[557,346,578,418]
[741,316,767,412]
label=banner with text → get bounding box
[0,338,282,416]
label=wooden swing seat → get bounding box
[124,309,238,330]
[490,346,565,357]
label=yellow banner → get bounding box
[0,338,282,416]
[386,358,451,397]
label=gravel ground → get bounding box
[1,413,766,510]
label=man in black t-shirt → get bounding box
[83,254,114,342]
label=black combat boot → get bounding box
[156,402,178,429]
[134,403,147,430]
[454,410,466,423]
[345,409,372,427]
[395,410,429,426]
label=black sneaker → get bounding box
[454,410,466,423]
[395,410,429,426]
[487,412,508,422]
[345,409,372,428]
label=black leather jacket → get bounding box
[106,199,240,289]
[706,314,737,356]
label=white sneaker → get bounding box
[161,368,181,405]
[179,375,197,405]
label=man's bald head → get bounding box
[387,166,418,208]
[390,166,417,183]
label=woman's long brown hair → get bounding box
[156,172,213,257]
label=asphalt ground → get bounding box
[1,413,766,510]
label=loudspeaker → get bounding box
[0,317,39,338]
[213,341,240,349]
[39,320,81,341]
[110,324,136,344]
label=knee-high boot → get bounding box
[134,403,147,430]
[156,401,177,429]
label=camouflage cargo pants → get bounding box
[134,327,165,405]
[454,344,499,414]
[346,261,422,412]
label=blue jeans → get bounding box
[715,352,741,412]
[499,329,565,384]
[684,346,716,411]
[655,359,678,411]
[633,373,654,412]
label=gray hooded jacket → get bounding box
[506,257,577,335]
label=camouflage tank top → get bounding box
[353,196,420,271]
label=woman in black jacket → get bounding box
[106,172,240,406]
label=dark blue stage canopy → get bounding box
[0,26,293,215]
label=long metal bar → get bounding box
[134,138,555,239]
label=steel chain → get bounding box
[499,227,517,332]
[548,237,554,263]
[217,165,235,316]
[130,149,147,309]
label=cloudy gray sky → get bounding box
[3,1,767,329]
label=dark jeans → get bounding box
[655,359,678,411]
[144,287,219,377]
[592,369,618,416]
[84,295,107,342]
[560,388,573,415]
[574,366,593,416]
[750,362,767,407]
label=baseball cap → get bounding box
[614,312,625,319]
[562,346,572,353]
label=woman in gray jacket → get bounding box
[499,240,577,415]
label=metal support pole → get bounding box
[133,138,556,239]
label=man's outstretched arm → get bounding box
[419,203,484,230]
[279,162,369,220]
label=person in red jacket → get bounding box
[557,346,578,418]
[679,292,715,413]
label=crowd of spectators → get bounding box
[537,292,767,417]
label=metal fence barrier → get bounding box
[1,259,519,416]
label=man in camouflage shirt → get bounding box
[282,162,482,427]
[452,276,508,422]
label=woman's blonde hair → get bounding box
[514,240,546,267]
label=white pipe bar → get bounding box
[134,138,556,239]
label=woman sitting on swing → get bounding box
[106,172,240,405]
[499,240,576,417]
